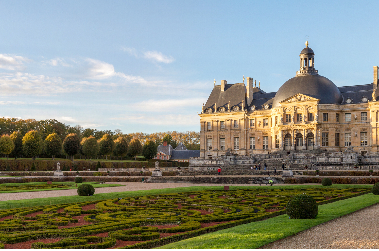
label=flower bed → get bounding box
[0,187,370,249]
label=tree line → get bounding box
[0,118,200,160]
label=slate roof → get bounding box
[157,144,173,156]
[204,83,246,112]
[338,83,373,104]
[174,142,187,150]
[203,81,375,112]
[171,150,200,160]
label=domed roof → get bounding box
[272,74,343,108]
[300,47,314,55]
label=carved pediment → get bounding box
[280,93,320,104]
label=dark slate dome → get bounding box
[300,47,314,54]
[272,74,343,108]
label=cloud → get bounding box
[0,54,29,71]
[48,58,72,67]
[113,114,198,126]
[0,101,26,105]
[144,51,174,64]
[85,58,116,79]
[121,47,139,58]
[58,116,78,123]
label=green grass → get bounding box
[0,183,372,209]
[0,182,122,193]
[159,192,379,249]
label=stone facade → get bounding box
[199,42,379,159]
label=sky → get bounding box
[0,0,378,134]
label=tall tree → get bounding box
[127,138,142,160]
[10,131,23,159]
[81,136,99,159]
[142,140,157,160]
[113,136,128,159]
[22,130,42,160]
[98,134,115,159]
[162,134,172,145]
[0,135,15,159]
[63,133,80,161]
[44,133,62,159]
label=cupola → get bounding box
[296,41,318,76]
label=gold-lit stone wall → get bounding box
[200,93,378,159]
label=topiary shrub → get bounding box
[77,184,95,196]
[286,194,318,219]
[372,182,379,195]
[321,178,332,186]
[75,177,83,183]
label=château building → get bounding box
[199,42,379,159]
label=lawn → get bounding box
[159,192,379,249]
[0,184,375,249]
[0,182,123,193]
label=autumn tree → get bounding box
[98,134,115,159]
[44,133,62,159]
[0,135,15,159]
[127,138,142,160]
[142,140,157,160]
[10,131,23,159]
[81,136,99,159]
[162,134,172,144]
[22,130,42,160]
[113,137,128,159]
[63,133,80,161]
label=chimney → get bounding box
[246,77,253,105]
[374,66,378,90]
[221,80,227,92]
[163,141,167,146]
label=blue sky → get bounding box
[0,0,378,134]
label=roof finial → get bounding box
[243,75,245,83]
[259,81,260,89]
[254,80,256,87]
[305,41,309,48]
[214,79,216,86]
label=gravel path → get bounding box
[0,182,261,201]
[264,203,379,249]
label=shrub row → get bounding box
[303,170,379,177]
[0,159,188,172]
[32,236,116,249]
[284,176,379,184]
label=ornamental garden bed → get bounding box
[0,187,370,249]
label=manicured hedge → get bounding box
[0,159,188,172]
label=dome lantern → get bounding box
[297,41,318,76]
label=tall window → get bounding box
[336,113,340,122]
[360,132,368,146]
[345,113,351,122]
[263,118,268,127]
[219,138,225,150]
[285,114,291,123]
[220,121,225,129]
[275,116,278,126]
[206,138,212,150]
[207,122,212,130]
[322,132,329,146]
[263,136,268,149]
[361,112,367,122]
[345,133,351,146]
[250,119,255,127]
[233,120,238,128]
[275,135,279,148]
[308,113,314,121]
[335,133,340,146]
[234,137,239,150]
[323,113,328,122]
[297,114,302,123]
[250,137,255,150]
